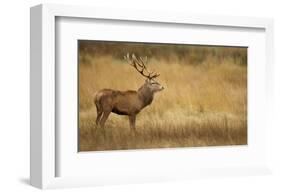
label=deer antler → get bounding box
[124,53,160,79]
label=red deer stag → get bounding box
[94,53,164,131]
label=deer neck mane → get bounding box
[137,84,154,107]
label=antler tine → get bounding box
[149,73,160,79]
[124,53,137,68]
[124,53,131,62]
[124,53,149,79]
[138,56,160,79]
[137,55,160,79]
[125,53,160,79]
[133,55,152,75]
[139,56,148,66]
[132,54,145,69]
[131,53,144,72]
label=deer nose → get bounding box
[161,86,164,90]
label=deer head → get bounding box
[124,53,164,92]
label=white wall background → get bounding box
[0,0,280,192]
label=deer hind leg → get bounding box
[99,110,111,129]
[94,97,103,126]
[129,115,136,132]
[95,105,103,126]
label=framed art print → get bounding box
[30,4,274,189]
[78,41,247,151]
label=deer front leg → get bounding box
[129,114,136,131]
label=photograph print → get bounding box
[78,40,247,151]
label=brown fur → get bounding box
[94,80,163,131]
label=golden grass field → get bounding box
[79,43,247,151]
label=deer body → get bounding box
[94,54,164,131]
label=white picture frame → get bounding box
[30,3,274,189]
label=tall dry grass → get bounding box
[79,46,247,151]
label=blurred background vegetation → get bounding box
[79,40,247,67]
